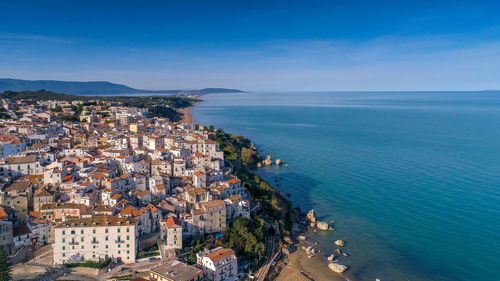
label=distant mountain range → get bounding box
[0,78,243,96]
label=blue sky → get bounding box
[1,0,500,91]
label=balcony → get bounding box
[115,240,125,243]
[68,241,79,245]
[91,240,99,244]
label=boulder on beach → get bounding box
[306,209,317,223]
[327,254,335,261]
[328,262,348,274]
[276,159,283,165]
[298,235,307,241]
[316,221,329,231]
[334,240,345,247]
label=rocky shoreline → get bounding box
[187,102,355,281]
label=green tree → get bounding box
[223,217,265,265]
[241,147,256,166]
[0,248,12,281]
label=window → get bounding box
[70,230,75,235]
[81,237,84,242]
[62,246,65,250]
[126,228,129,233]
[81,230,84,234]
[105,228,108,233]
[93,229,96,234]
[117,228,120,233]
[105,236,108,241]
[62,231,65,235]
[105,245,108,249]
[126,235,129,240]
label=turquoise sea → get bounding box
[192,91,500,281]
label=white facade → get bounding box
[197,247,238,281]
[53,216,137,265]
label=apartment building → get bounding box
[53,216,137,265]
[160,216,182,250]
[196,247,238,281]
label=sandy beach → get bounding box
[274,242,346,281]
[179,106,194,124]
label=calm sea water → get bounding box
[192,92,500,281]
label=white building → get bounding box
[196,247,238,281]
[53,216,137,265]
[0,155,43,177]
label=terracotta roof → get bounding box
[56,215,136,228]
[0,207,8,219]
[164,216,182,228]
[29,211,42,218]
[5,155,37,164]
[205,248,235,263]
[111,193,122,200]
[228,178,241,184]
[154,184,166,190]
[201,200,225,209]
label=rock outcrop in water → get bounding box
[328,262,347,273]
[264,155,273,166]
[316,221,329,230]
[334,240,345,247]
[306,209,316,223]
[276,159,283,165]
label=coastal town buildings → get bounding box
[0,96,248,279]
[196,247,238,281]
[53,216,137,264]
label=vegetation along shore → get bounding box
[0,89,351,280]
[189,100,351,280]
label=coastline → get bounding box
[179,104,194,124]
[184,101,346,281]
